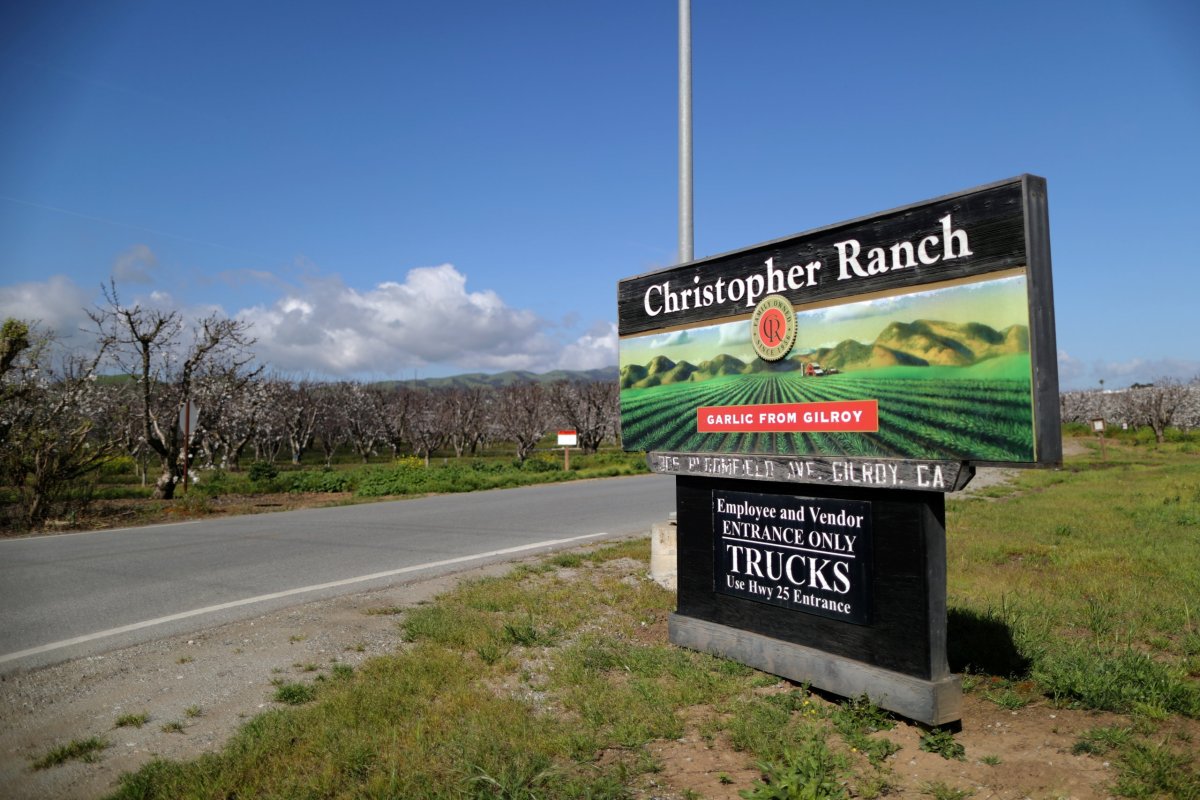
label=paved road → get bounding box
[0,474,674,673]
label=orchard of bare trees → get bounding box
[1059,377,1200,443]
[1,293,621,528]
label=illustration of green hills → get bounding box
[620,320,1029,389]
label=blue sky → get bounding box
[1,1,1197,389]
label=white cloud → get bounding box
[0,275,95,348]
[716,320,750,347]
[111,244,158,284]
[1056,349,1090,389]
[238,263,585,377]
[809,294,910,324]
[1092,357,1200,388]
[1058,350,1200,390]
[659,330,692,347]
[556,322,617,370]
[0,263,620,378]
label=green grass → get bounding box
[740,737,849,800]
[44,446,648,512]
[272,682,317,705]
[114,712,150,729]
[947,436,1200,719]
[1113,738,1200,799]
[102,538,908,799]
[919,780,975,800]
[1073,725,1133,756]
[104,443,1200,798]
[945,436,1200,798]
[31,736,110,770]
[829,695,900,766]
[349,451,647,498]
[919,728,966,761]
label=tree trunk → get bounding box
[154,465,179,500]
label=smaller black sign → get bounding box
[714,490,872,625]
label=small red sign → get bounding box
[697,400,879,433]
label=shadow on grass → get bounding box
[947,607,1031,678]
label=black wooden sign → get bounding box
[617,174,1060,471]
[672,475,962,724]
[714,489,872,624]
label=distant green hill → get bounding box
[383,366,618,391]
[843,353,1032,382]
[622,319,1030,389]
[94,367,619,391]
[621,353,752,389]
[697,354,747,378]
[840,320,1027,369]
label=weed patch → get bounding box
[1034,645,1200,717]
[114,712,149,729]
[741,737,849,800]
[30,737,110,770]
[919,781,974,800]
[831,695,899,766]
[273,682,317,705]
[1114,737,1200,799]
[1072,725,1133,756]
[919,727,966,761]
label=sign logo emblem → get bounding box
[750,294,797,362]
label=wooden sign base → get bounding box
[670,474,961,726]
[669,616,961,725]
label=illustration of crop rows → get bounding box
[619,373,1035,461]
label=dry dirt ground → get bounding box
[2,456,1160,800]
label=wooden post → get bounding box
[179,400,200,495]
[557,431,577,471]
[182,402,191,495]
[1092,418,1107,462]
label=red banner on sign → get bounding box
[697,400,879,433]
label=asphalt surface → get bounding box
[0,474,674,673]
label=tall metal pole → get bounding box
[679,0,693,264]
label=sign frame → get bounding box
[618,175,1060,476]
